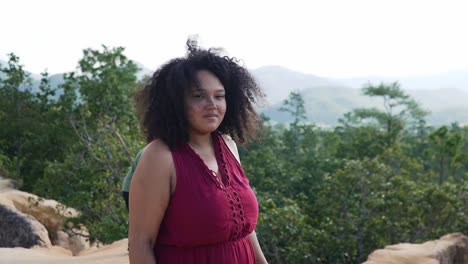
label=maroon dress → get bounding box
[154,132,259,263]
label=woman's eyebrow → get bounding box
[192,88,225,93]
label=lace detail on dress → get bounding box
[215,133,246,240]
[226,187,246,240]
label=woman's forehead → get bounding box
[191,70,225,92]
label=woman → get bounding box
[129,39,268,264]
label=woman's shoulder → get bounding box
[141,139,173,164]
[221,134,240,162]
[221,134,236,147]
[131,139,175,189]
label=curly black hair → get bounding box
[134,38,265,150]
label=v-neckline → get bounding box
[185,133,228,188]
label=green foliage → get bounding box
[0,150,12,178]
[242,91,467,263]
[32,46,141,243]
[77,46,138,121]
[428,126,464,183]
[339,82,429,144]
[0,53,36,186]
[279,91,307,126]
[0,48,142,244]
[256,192,315,264]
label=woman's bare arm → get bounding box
[128,140,173,264]
[249,231,268,264]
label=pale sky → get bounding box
[1,0,468,78]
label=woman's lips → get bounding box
[203,114,218,120]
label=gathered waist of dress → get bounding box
[154,235,255,264]
[156,235,251,249]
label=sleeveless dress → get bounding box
[154,132,259,263]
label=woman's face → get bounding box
[184,70,227,136]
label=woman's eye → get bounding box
[216,95,225,99]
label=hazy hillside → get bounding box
[262,86,380,126]
[253,66,468,126]
[252,65,340,105]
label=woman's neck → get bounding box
[187,132,213,149]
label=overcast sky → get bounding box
[1,0,467,78]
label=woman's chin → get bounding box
[190,125,220,135]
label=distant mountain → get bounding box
[253,66,468,126]
[252,66,341,105]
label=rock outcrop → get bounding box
[0,204,43,248]
[0,176,129,263]
[364,233,468,264]
[0,177,92,255]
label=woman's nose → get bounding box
[206,97,217,108]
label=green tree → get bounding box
[427,126,463,184]
[0,54,78,191]
[34,46,142,243]
[256,192,315,264]
[0,53,34,185]
[279,91,306,127]
[279,91,308,156]
[340,82,428,143]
